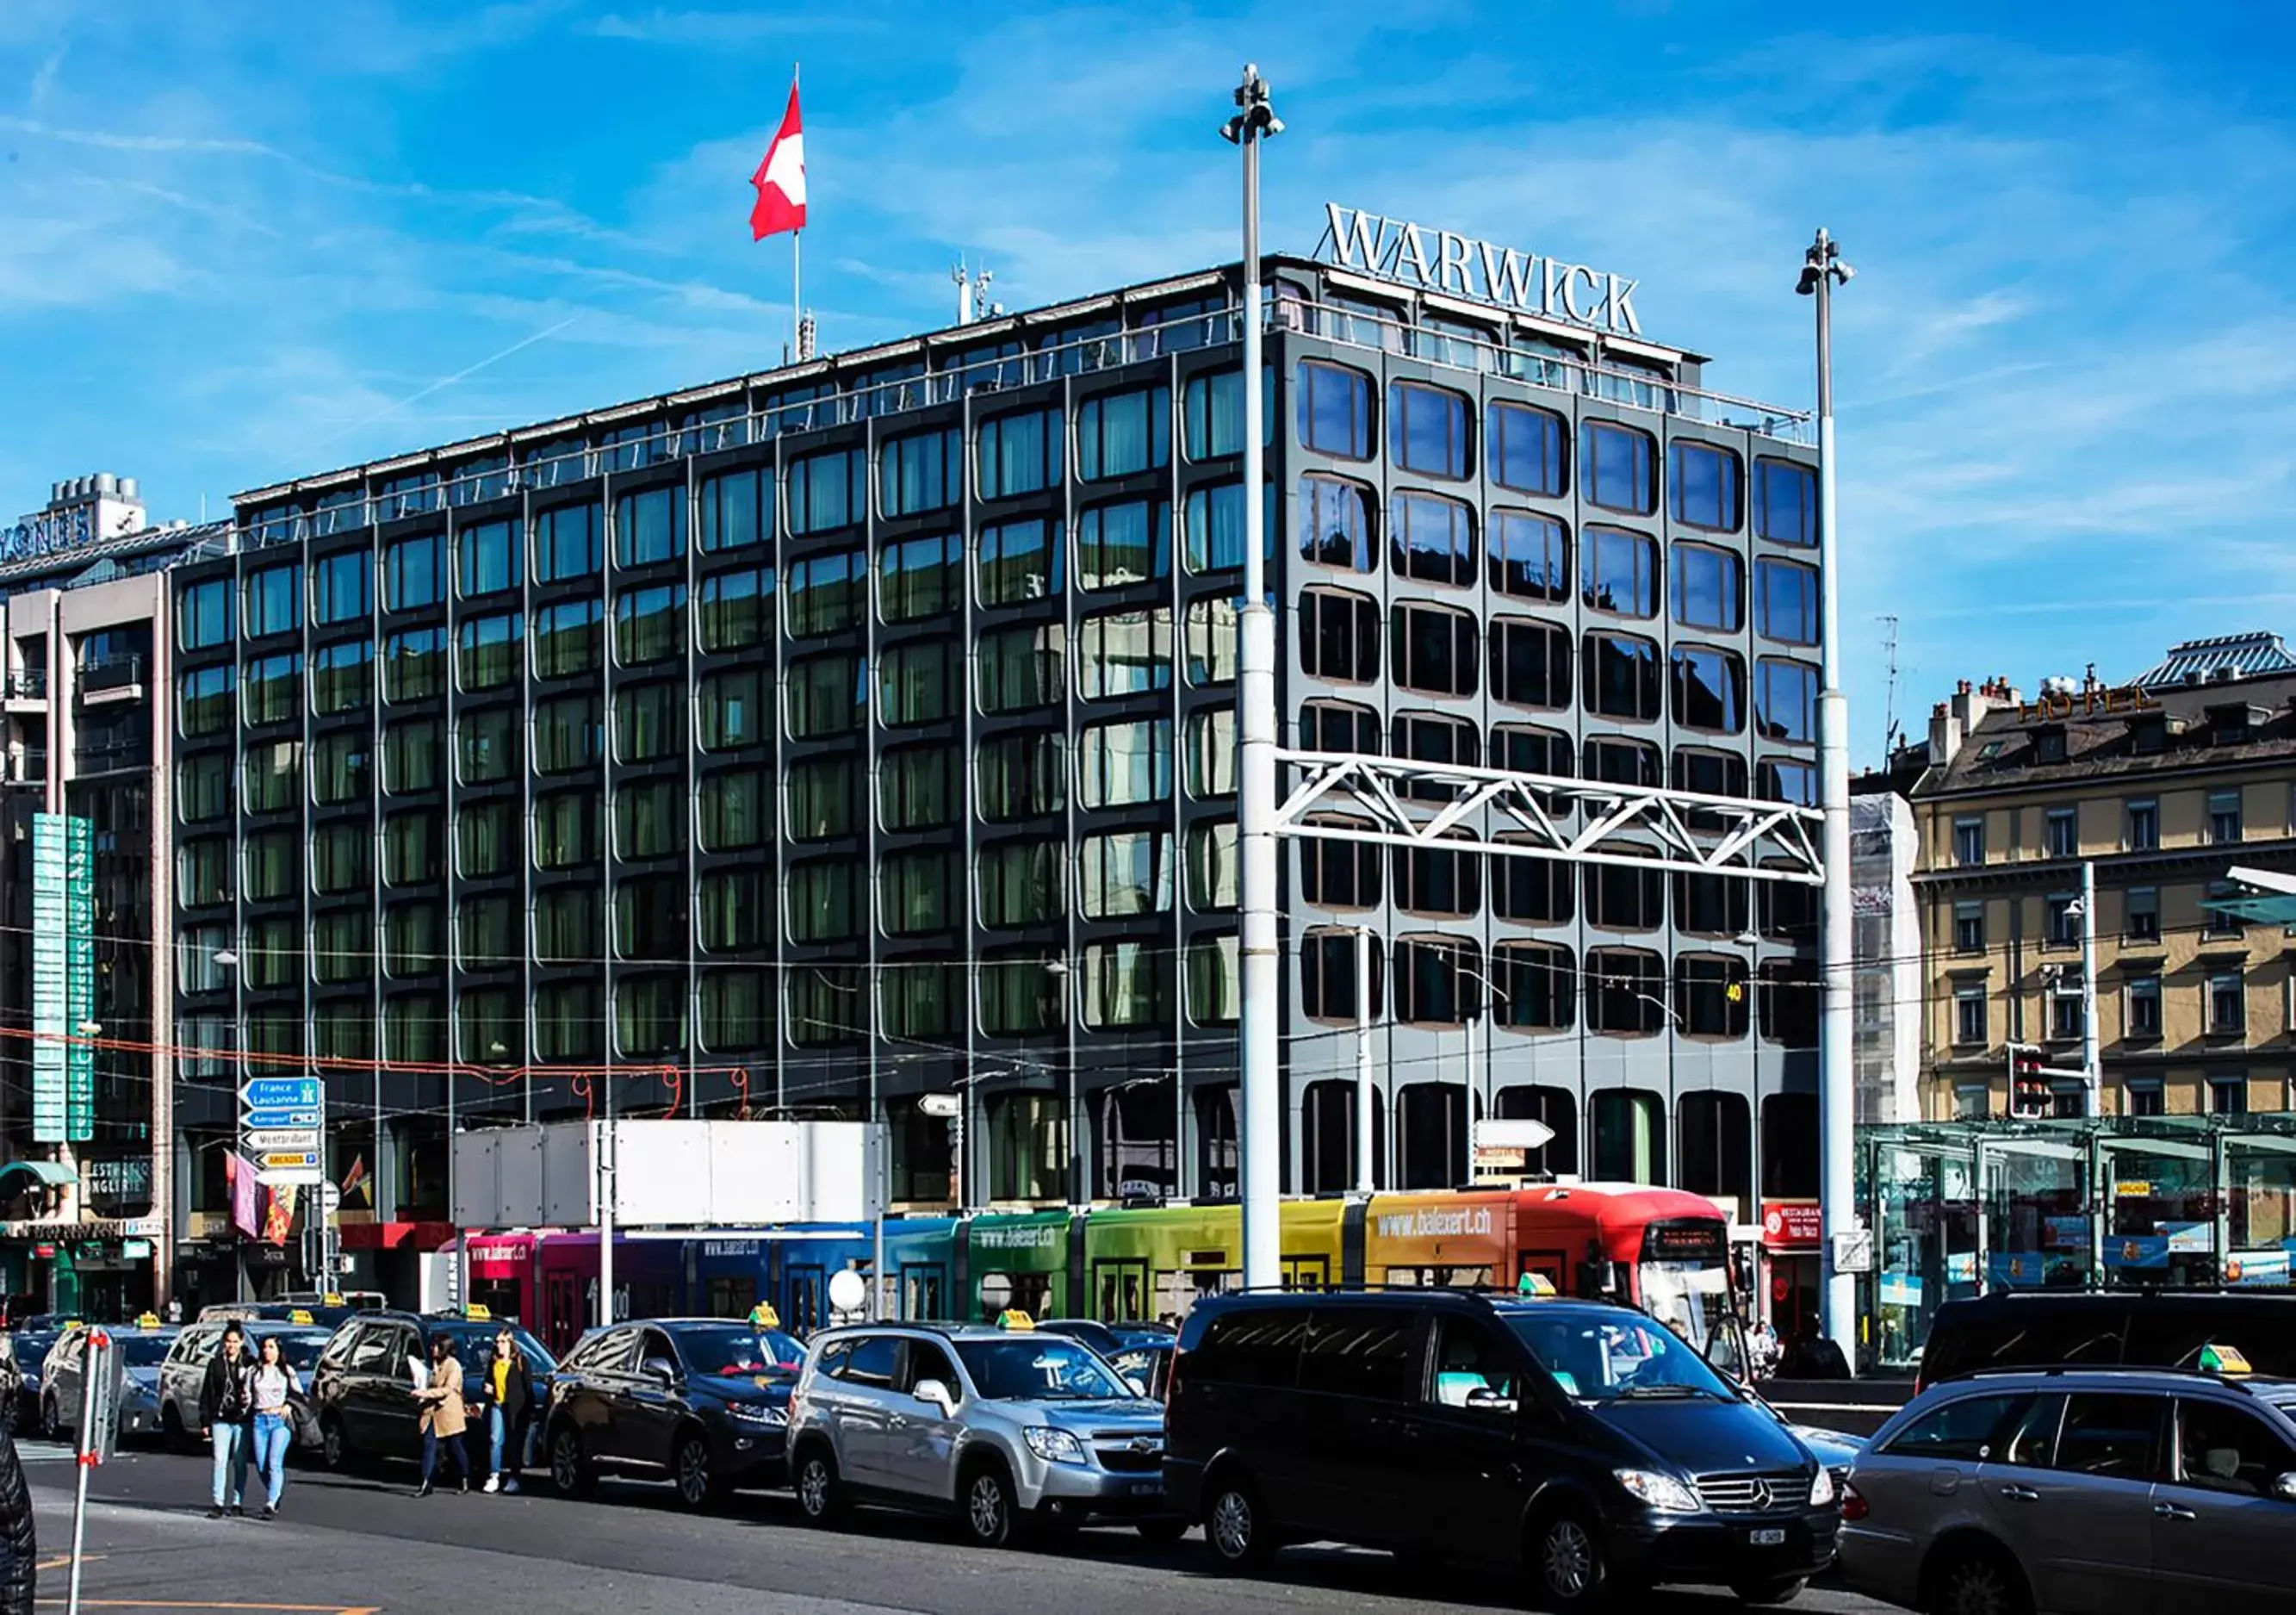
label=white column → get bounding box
[1355,926,1374,1194]
[2080,860,2101,1116]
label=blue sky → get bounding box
[3,1,2293,761]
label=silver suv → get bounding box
[1839,1366,2296,1614]
[787,1322,1179,1549]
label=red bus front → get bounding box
[1513,1184,1748,1376]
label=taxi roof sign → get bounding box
[2200,1342,2253,1376]
[288,1309,315,1326]
[322,1294,344,1307]
[998,1309,1035,1332]
[134,1312,161,1328]
[463,1303,492,1321]
[1516,1272,1557,1297]
[749,1302,781,1330]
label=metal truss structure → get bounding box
[1271,749,1827,885]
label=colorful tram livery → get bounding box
[463,1184,1737,1359]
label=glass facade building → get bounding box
[170,254,1821,1232]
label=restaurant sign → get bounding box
[1316,203,1644,335]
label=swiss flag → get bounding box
[749,81,806,240]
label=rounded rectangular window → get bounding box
[1390,491,1474,587]
[1493,941,1574,1029]
[975,732,1065,820]
[178,665,235,737]
[879,743,953,831]
[613,486,686,567]
[313,823,373,895]
[1299,699,1380,756]
[785,549,865,637]
[1387,382,1470,480]
[1581,420,1657,515]
[1187,935,1240,1027]
[615,682,686,761]
[983,953,1068,1037]
[1077,717,1172,809]
[1668,441,1742,531]
[786,756,854,841]
[614,583,686,666]
[178,753,231,823]
[1490,401,1566,496]
[1077,500,1165,591]
[532,500,603,581]
[1298,819,1381,909]
[698,565,773,652]
[312,732,370,804]
[615,778,683,860]
[1489,618,1570,710]
[1583,526,1659,618]
[786,653,862,737]
[1079,830,1172,919]
[697,469,765,556]
[311,550,373,624]
[533,693,603,775]
[1389,602,1477,697]
[242,562,303,638]
[1298,587,1379,683]
[700,869,769,950]
[532,792,599,869]
[1754,558,1819,645]
[878,641,956,727]
[786,860,859,943]
[1079,608,1172,700]
[1583,632,1661,721]
[456,519,516,598]
[1187,821,1238,913]
[242,653,301,728]
[976,626,1064,715]
[1492,845,1573,926]
[1077,385,1170,481]
[533,887,602,964]
[980,515,1066,605]
[1300,928,1383,1022]
[1753,457,1817,545]
[178,579,234,650]
[1081,941,1173,1029]
[1586,948,1666,1034]
[1670,644,1747,733]
[878,425,961,517]
[1184,596,1238,686]
[312,640,373,715]
[1490,510,1567,601]
[383,628,446,702]
[878,533,961,624]
[382,535,444,612]
[1299,475,1374,572]
[1672,543,1743,632]
[456,706,518,784]
[1394,935,1480,1026]
[700,667,767,749]
[978,839,1065,928]
[1586,736,1661,786]
[383,719,441,795]
[1755,658,1820,743]
[1393,837,1480,918]
[976,407,1064,499]
[1185,708,1236,798]
[457,612,522,692]
[1297,360,1373,460]
[1185,481,1271,574]
[878,852,953,935]
[699,767,767,851]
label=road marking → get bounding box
[34,1603,378,1613]
[34,1554,104,1571]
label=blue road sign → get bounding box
[241,1078,321,1110]
[241,1107,322,1130]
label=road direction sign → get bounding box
[245,1128,321,1154]
[258,1167,326,1188]
[320,1182,343,1215]
[242,1107,321,1130]
[242,1078,321,1110]
[258,1149,320,1170]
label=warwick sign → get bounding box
[1313,203,1643,337]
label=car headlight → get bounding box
[1809,1466,1836,1506]
[1022,1426,1087,1465]
[1615,1469,1703,1513]
[726,1402,786,1426]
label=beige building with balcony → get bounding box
[1902,633,2296,1122]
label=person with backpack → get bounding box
[197,1324,255,1519]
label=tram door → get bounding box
[1093,1259,1148,1321]
[900,1264,945,1321]
[543,1272,581,1356]
[1283,1255,1332,1292]
[785,1264,826,1335]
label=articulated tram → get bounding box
[466,1183,1741,1365]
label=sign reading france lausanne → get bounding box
[1315,202,1643,336]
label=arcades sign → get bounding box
[1314,202,1644,335]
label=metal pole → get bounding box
[1355,926,1374,1194]
[2080,860,2101,1118]
[1232,64,1281,1293]
[873,1117,889,1320]
[1809,227,1859,1368]
[65,1329,102,1615]
[595,1119,615,1327]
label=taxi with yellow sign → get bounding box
[786,1312,1178,1550]
[158,1317,334,1453]
[38,1318,178,1442]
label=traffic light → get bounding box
[2007,1044,2051,1119]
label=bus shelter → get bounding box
[1858,1113,2296,1370]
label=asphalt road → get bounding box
[13,1438,1900,1615]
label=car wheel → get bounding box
[1530,1506,1615,1612]
[1205,1476,1275,1573]
[1135,1518,1189,1547]
[672,1430,720,1511]
[962,1462,1018,1550]
[1926,1542,2032,1615]
[318,1413,348,1472]
[792,1446,843,1526]
[549,1424,594,1499]
[1731,1576,1807,1606]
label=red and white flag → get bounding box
[749,79,806,240]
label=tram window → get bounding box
[706,1278,748,1319]
[902,1269,945,1321]
[1381,1264,1495,1289]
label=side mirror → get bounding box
[1464,1387,1519,1415]
[2274,1473,2296,1503]
[913,1378,954,1413]
[642,1358,676,1387]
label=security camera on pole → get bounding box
[1796,227,1863,1367]
[1223,63,1283,1294]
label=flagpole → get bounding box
[791,60,802,358]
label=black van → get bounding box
[1917,1289,2296,1388]
[1164,1290,1837,1610]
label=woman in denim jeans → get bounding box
[197,1325,254,1519]
[246,1335,300,1520]
[470,1328,533,1494]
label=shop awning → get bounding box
[2203,866,2296,923]
[0,1161,76,1190]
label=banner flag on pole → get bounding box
[749,78,806,240]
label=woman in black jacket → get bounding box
[196,1325,255,1519]
[469,1329,533,1494]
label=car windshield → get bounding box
[954,1337,1129,1401]
[435,1324,556,1375]
[669,1325,805,1377]
[118,1337,172,1367]
[1505,1308,1737,1402]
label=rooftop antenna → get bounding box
[1880,613,1902,756]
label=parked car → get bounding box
[1033,1320,1175,1358]
[158,1321,331,1452]
[787,1320,1177,1548]
[1108,1340,1174,1403]
[1164,1289,1839,1608]
[543,1318,803,1509]
[9,1319,70,1390]
[1916,1290,2296,1389]
[308,1310,555,1472]
[199,1301,357,1332]
[38,1322,177,1442]
[1839,1365,2296,1614]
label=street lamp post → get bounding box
[1797,227,1858,1366]
[1223,63,1284,1293]
[1354,927,1375,1195]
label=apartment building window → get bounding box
[2126,886,2160,941]
[977,407,1064,498]
[878,425,961,516]
[1953,985,1986,1046]
[2208,971,2246,1035]
[1581,420,1656,515]
[2210,790,2243,844]
[1489,618,1570,710]
[2209,1076,2249,1116]
[2125,798,2158,852]
[979,514,1065,605]
[2125,973,2162,1039]
[1954,817,1985,867]
[1077,385,1170,481]
[2206,879,2246,936]
[975,626,1064,715]
[1390,602,1477,697]
[2045,807,2077,858]
[1584,632,1661,721]
[1390,491,1475,586]
[1753,457,1817,545]
[613,486,686,567]
[2049,977,2084,1041]
[1489,400,1566,496]
[2045,893,2078,947]
[1300,587,1379,682]
[696,469,763,556]
[1754,659,1818,743]
[1297,360,1374,460]
[1669,644,1746,734]
[1954,1084,1991,1121]
[1753,558,1818,645]
[1582,525,1658,618]
[2124,1078,2164,1118]
[1953,901,1984,953]
[1672,544,1743,631]
[1298,476,1374,572]
[1388,381,1472,479]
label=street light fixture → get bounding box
[1796,226,1856,1365]
[1224,61,1284,1294]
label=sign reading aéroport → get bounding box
[1315,202,1644,336]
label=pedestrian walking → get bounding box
[198,1324,255,1519]
[471,1326,533,1494]
[247,1335,300,1520]
[413,1335,469,1498]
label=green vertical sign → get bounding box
[30,811,96,1144]
[65,815,94,1141]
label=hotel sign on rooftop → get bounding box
[1315,202,1644,336]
